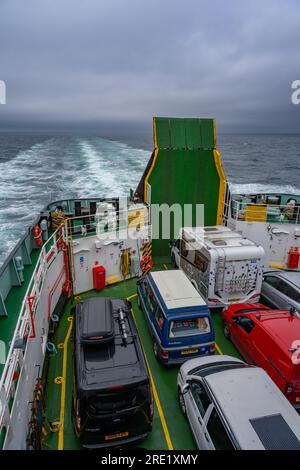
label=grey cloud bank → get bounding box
[0,0,300,133]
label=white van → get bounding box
[171,225,265,308]
[177,355,300,450]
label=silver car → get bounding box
[177,355,300,450]
[261,270,300,317]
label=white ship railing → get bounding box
[224,199,300,225]
[64,205,150,241]
[0,226,65,438]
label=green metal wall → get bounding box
[147,117,221,256]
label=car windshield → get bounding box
[169,316,211,338]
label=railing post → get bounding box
[0,386,11,431]
[27,296,36,339]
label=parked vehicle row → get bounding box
[71,267,300,450]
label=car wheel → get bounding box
[153,338,159,360]
[137,294,141,309]
[178,388,187,417]
[223,321,231,340]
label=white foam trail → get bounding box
[229,182,300,195]
[0,136,150,265]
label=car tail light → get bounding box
[209,342,216,353]
[75,399,82,432]
[106,385,125,391]
[161,349,169,359]
[286,382,294,394]
[249,293,259,299]
[208,298,221,303]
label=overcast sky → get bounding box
[0,0,300,133]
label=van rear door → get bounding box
[167,313,215,360]
[81,381,152,447]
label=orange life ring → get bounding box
[140,255,152,272]
[34,225,43,246]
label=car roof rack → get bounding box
[118,307,128,344]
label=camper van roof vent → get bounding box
[239,240,253,246]
[212,239,227,246]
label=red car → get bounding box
[222,303,300,408]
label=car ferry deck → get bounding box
[41,258,241,451]
[1,117,300,450]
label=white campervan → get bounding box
[171,225,265,308]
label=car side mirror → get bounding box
[182,384,190,395]
[290,306,296,316]
[169,240,175,248]
[233,317,240,325]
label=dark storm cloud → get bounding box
[0,0,300,132]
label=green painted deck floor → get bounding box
[43,262,241,451]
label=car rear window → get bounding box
[193,362,246,377]
[169,316,211,338]
[88,383,150,416]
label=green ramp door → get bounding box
[140,117,226,256]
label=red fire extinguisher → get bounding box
[288,247,300,269]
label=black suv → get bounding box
[72,297,153,448]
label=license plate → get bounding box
[105,431,129,441]
[296,397,300,403]
[181,348,198,355]
[229,297,240,302]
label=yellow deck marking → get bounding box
[58,316,73,450]
[127,302,173,450]
[163,264,168,270]
[127,293,138,301]
[215,343,223,355]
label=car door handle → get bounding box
[204,432,210,442]
[198,417,203,426]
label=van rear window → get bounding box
[169,316,211,338]
[88,383,150,416]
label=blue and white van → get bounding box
[137,270,215,365]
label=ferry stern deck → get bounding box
[42,258,241,451]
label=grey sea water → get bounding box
[0,132,299,265]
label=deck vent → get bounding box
[212,239,227,246]
[250,414,300,450]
